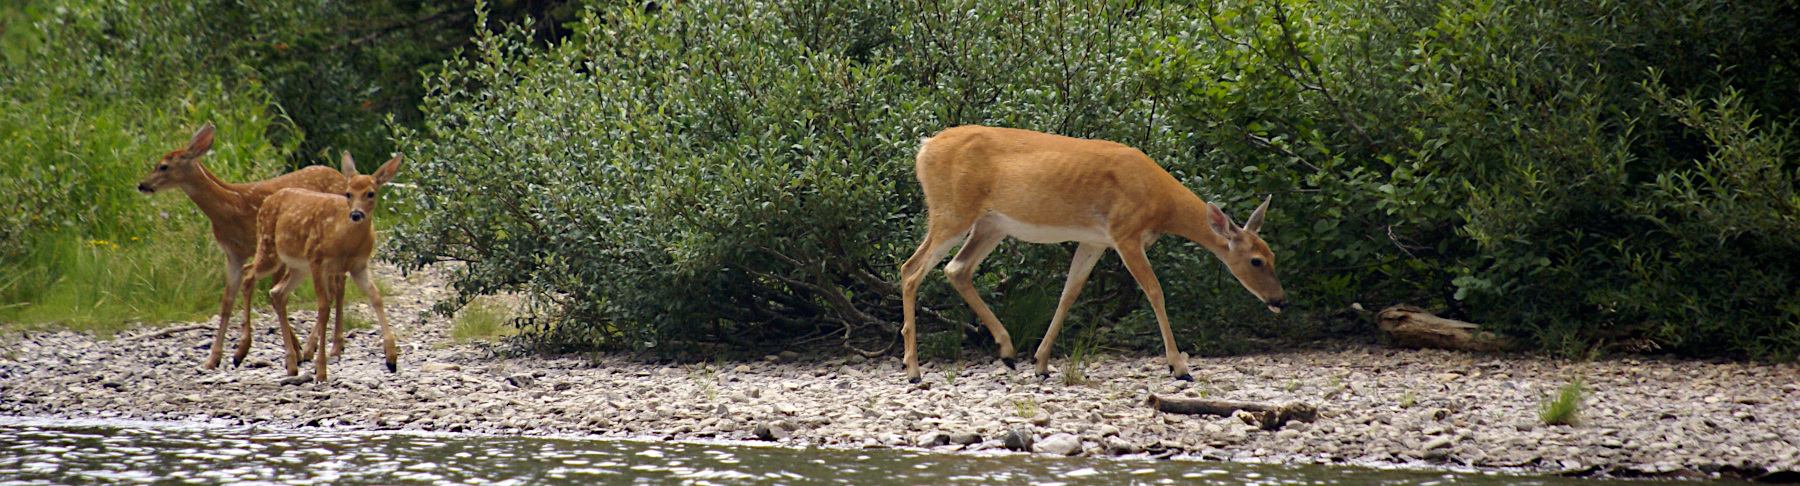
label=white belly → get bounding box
[985,213,1112,245]
[280,255,311,274]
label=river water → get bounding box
[0,416,1707,485]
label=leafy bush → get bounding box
[395,0,1799,361]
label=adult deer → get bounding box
[238,152,402,383]
[899,126,1287,383]
[136,122,349,370]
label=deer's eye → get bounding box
[344,193,353,200]
[365,191,375,198]
[1250,258,1265,268]
[157,164,169,171]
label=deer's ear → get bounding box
[1243,195,1272,234]
[184,123,216,157]
[340,151,358,177]
[1207,202,1239,238]
[374,154,402,186]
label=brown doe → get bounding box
[236,152,402,382]
[899,126,1288,383]
[136,122,350,369]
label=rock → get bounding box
[733,365,752,373]
[779,351,800,363]
[1276,429,1301,440]
[553,382,574,391]
[1104,437,1143,455]
[506,374,535,388]
[948,432,982,445]
[420,362,460,373]
[1002,427,1034,452]
[1423,436,1453,450]
[1036,433,1081,456]
[915,431,949,447]
[773,403,797,415]
[752,422,790,441]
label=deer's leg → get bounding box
[331,274,347,360]
[942,221,1014,367]
[1032,242,1107,378]
[1113,239,1190,381]
[898,218,972,384]
[350,267,396,373]
[309,266,333,382]
[208,253,246,370]
[268,266,306,376]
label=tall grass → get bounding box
[0,226,222,336]
[0,1,304,335]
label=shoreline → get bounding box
[2,263,1797,482]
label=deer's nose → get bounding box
[349,210,365,222]
[137,183,153,194]
[1266,299,1288,314]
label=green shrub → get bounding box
[393,0,1800,361]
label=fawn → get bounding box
[237,152,402,382]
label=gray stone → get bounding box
[1423,436,1453,450]
[1104,437,1143,455]
[948,432,982,445]
[505,374,534,388]
[1002,428,1034,452]
[915,431,950,447]
[1036,433,1081,456]
[420,362,460,373]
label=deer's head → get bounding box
[338,151,402,224]
[137,123,216,194]
[1206,196,1288,313]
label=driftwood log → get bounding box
[1146,395,1318,430]
[1376,304,1511,352]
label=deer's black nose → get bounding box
[349,210,365,222]
[137,183,153,194]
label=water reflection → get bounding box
[0,417,1698,485]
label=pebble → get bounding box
[1002,428,1034,452]
[0,261,1793,481]
[1036,433,1081,456]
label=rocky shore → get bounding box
[2,263,1797,481]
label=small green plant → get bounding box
[1012,397,1040,418]
[1398,390,1418,408]
[1061,332,1100,386]
[450,298,515,344]
[1540,378,1584,426]
[943,360,961,386]
[686,361,719,402]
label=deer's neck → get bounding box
[179,162,252,224]
[1166,192,1232,256]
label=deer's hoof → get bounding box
[1175,373,1194,382]
[1037,373,1051,381]
[1001,357,1017,370]
[279,375,314,386]
[386,361,397,373]
[908,375,922,384]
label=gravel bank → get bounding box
[2,263,1796,481]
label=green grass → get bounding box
[450,297,515,344]
[1061,331,1100,386]
[0,226,223,337]
[1540,377,1585,426]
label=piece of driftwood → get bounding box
[126,323,209,341]
[1376,304,1511,352]
[1146,395,1318,430]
